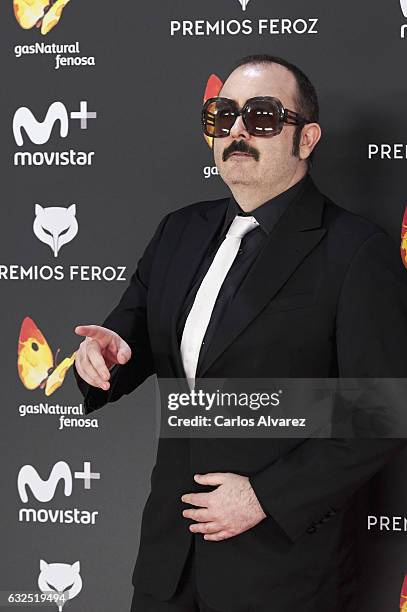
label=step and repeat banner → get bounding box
[1,1,407,611]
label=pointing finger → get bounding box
[75,325,102,339]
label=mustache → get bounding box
[223,140,259,162]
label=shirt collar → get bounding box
[223,173,310,235]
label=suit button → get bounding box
[306,525,317,534]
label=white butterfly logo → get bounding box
[401,0,407,18]
[238,0,251,10]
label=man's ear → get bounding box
[299,123,322,160]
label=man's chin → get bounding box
[218,165,254,185]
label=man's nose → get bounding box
[229,114,250,139]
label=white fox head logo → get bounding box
[38,560,82,612]
[401,0,407,17]
[238,0,251,10]
[33,204,78,257]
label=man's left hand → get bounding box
[181,472,266,541]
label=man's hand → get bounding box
[181,472,266,541]
[74,324,131,390]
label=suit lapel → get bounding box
[197,179,327,377]
[158,198,229,377]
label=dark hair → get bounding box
[230,54,320,167]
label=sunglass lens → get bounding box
[203,99,236,137]
[245,99,280,135]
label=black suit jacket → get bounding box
[74,177,407,611]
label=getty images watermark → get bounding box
[155,378,407,439]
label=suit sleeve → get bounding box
[73,212,170,414]
[249,231,407,543]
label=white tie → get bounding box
[180,214,259,389]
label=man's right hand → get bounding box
[74,325,132,390]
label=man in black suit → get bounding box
[73,55,407,611]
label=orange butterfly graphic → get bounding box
[401,207,407,269]
[400,575,407,611]
[17,316,76,396]
[203,74,223,149]
[13,0,71,35]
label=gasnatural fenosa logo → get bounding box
[400,0,407,37]
[17,316,76,396]
[401,207,407,269]
[13,0,71,35]
[203,74,223,149]
[400,575,407,610]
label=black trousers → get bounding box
[130,539,221,612]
